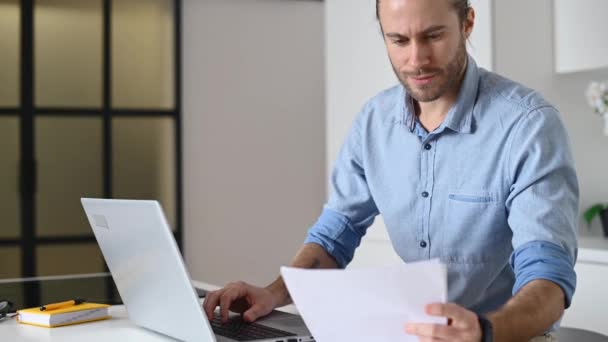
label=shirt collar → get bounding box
[400,54,479,135]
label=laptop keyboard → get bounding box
[211,314,297,341]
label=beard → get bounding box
[392,38,467,103]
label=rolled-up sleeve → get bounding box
[505,105,579,308]
[304,106,379,268]
[510,241,576,307]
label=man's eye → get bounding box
[393,39,408,46]
[428,33,442,40]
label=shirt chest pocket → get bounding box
[440,190,511,263]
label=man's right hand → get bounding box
[202,281,279,323]
[202,244,336,324]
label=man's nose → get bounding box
[409,41,431,69]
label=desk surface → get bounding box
[0,280,298,342]
[578,236,608,264]
[2,237,608,341]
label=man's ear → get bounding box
[463,7,475,39]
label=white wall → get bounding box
[553,0,608,73]
[493,0,608,237]
[183,0,326,286]
[325,1,398,268]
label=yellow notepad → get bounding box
[17,303,111,328]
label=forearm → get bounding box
[487,279,565,342]
[265,243,338,307]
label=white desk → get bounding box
[0,280,298,342]
[3,238,608,340]
[560,237,608,335]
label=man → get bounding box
[203,0,579,341]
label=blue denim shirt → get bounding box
[305,56,578,316]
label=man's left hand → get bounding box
[405,303,482,342]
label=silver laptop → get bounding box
[81,198,314,342]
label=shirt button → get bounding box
[421,191,429,198]
[424,143,432,150]
[420,241,427,248]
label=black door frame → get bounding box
[0,0,182,307]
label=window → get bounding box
[0,0,182,308]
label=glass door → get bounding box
[0,0,182,308]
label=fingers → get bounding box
[418,338,443,342]
[201,281,275,323]
[202,282,247,322]
[407,303,482,341]
[243,304,264,322]
[203,290,220,320]
[426,303,477,328]
[405,323,454,340]
[219,289,240,321]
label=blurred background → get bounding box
[0,0,177,281]
[1,0,607,334]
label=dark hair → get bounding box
[376,0,471,24]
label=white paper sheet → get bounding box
[280,259,447,342]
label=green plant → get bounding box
[583,204,608,228]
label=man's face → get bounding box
[378,0,470,103]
